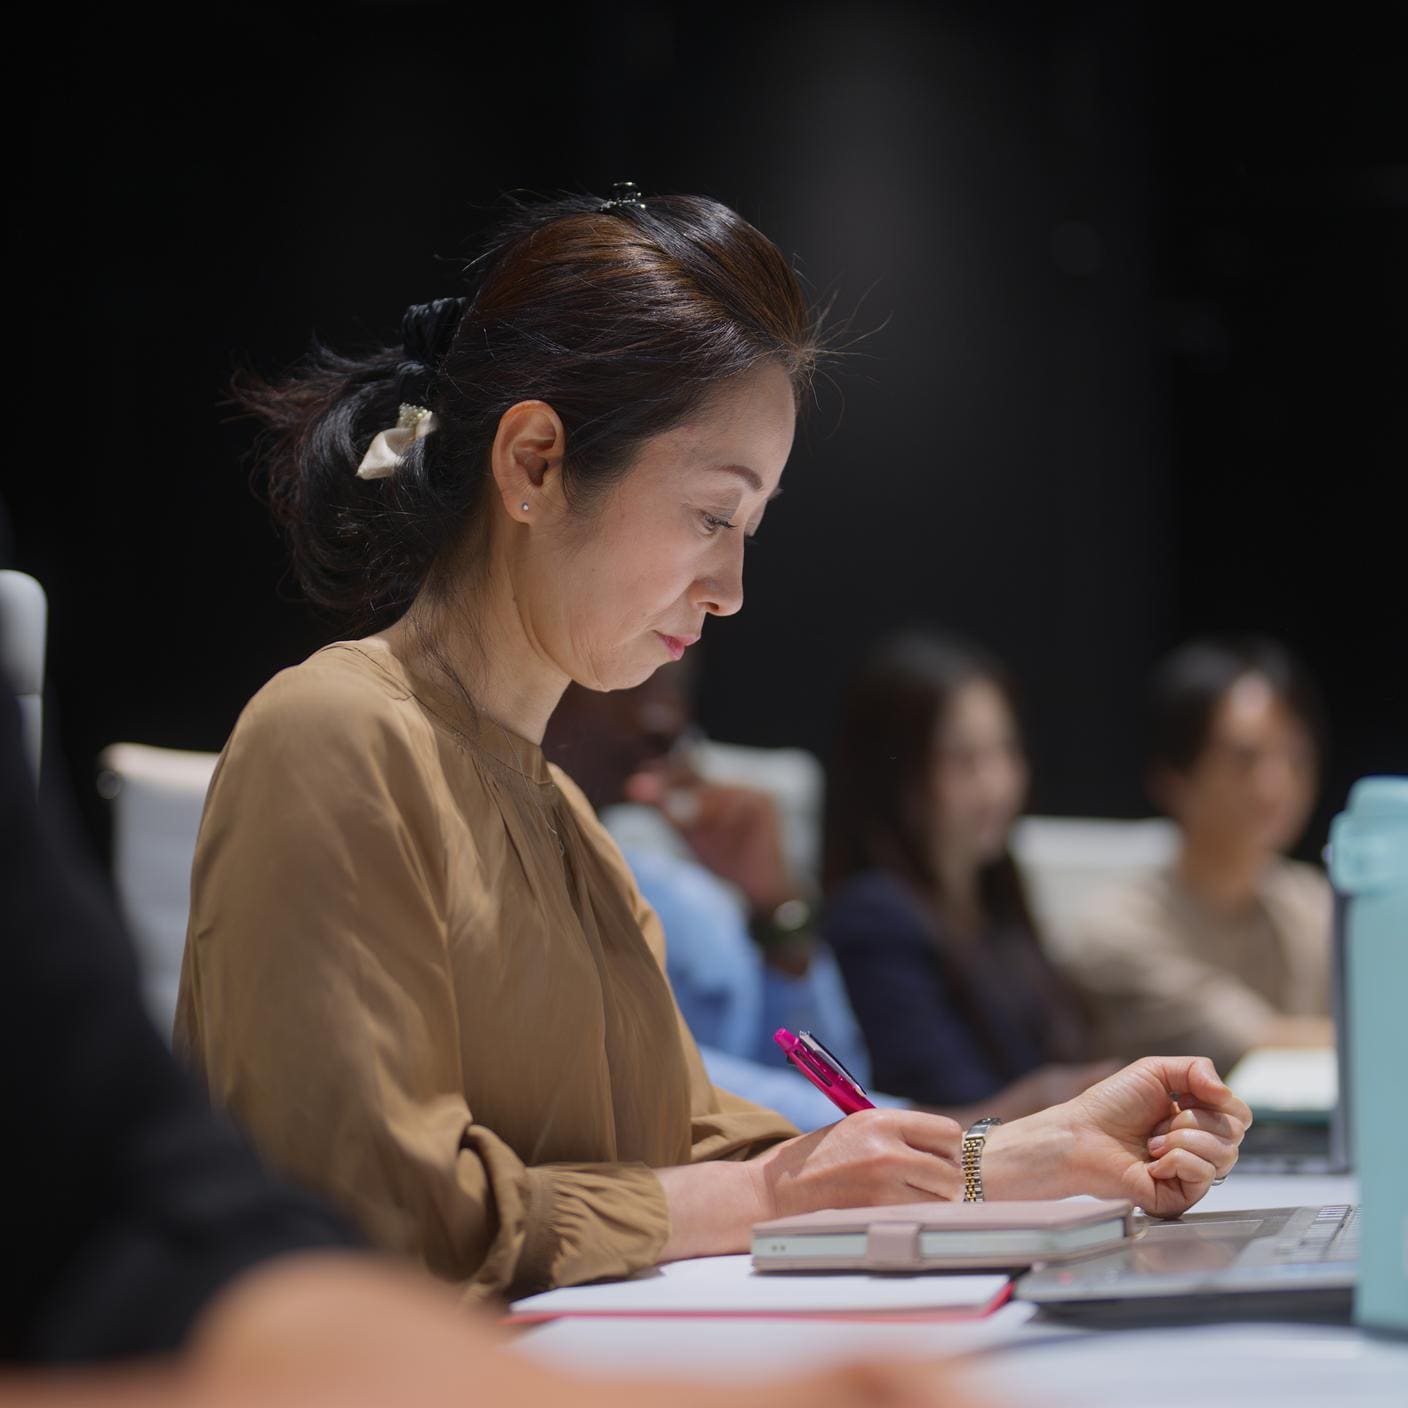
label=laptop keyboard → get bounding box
[1276,1205,1358,1263]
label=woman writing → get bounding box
[824,631,1113,1116]
[176,191,1249,1302]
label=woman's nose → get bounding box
[694,538,745,617]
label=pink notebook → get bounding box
[752,1198,1134,1272]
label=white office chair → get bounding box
[97,732,825,1037]
[98,743,219,1037]
[1011,813,1179,958]
[692,739,825,892]
[0,569,48,783]
[674,744,1177,945]
[96,728,1175,1036]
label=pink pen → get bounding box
[774,1027,875,1116]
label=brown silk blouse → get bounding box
[174,639,796,1302]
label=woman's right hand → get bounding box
[749,1108,965,1220]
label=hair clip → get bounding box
[600,181,647,212]
[356,403,438,480]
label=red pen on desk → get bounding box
[774,1027,875,1115]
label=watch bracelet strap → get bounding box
[961,1116,1002,1202]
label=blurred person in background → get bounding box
[1060,636,1332,1071]
[548,663,1108,1131]
[545,663,912,1130]
[822,631,1115,1115]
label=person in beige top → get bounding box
[176,190,1250,1305]
[1065,637,1333,1071]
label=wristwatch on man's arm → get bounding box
[750,895,817,975]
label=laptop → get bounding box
[1016,1203,1357,1324]
[1224,890,1353,1175]
[1226,1046,1338,1173]
[1019,895,1360,1324]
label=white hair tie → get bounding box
[355,403,438,480]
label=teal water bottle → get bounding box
[1329,776,1408,1334]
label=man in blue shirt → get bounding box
[546,670,909,1129]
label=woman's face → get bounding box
[524,363,796,693]
[1160,673,1318,855]
[928,679,1029,869]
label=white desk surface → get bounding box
[513,1173,1408,1406]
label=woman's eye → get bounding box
[702,513,737,534]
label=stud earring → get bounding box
[521,501,530,512]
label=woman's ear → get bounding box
[490,400,566,524]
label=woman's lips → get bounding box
[657,632,700,661]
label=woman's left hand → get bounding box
[987,1055,1252,1217]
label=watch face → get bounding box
[797,1030,869,1094]
[772,897,811,932]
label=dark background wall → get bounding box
[9,1,1404,862]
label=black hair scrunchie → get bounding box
[402,296,468,369]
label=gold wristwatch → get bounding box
[961,1116,1003,1202]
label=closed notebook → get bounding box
[752,1198,1134,1272]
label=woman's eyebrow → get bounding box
[715,464,784,501]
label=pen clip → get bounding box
[797,1030,869,1097]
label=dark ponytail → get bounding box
[233,192,821,629]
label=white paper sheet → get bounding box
[513,1303,1045,1380]
[509,1253,1009,1317]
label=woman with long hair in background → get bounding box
[824,630,1115,1116]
